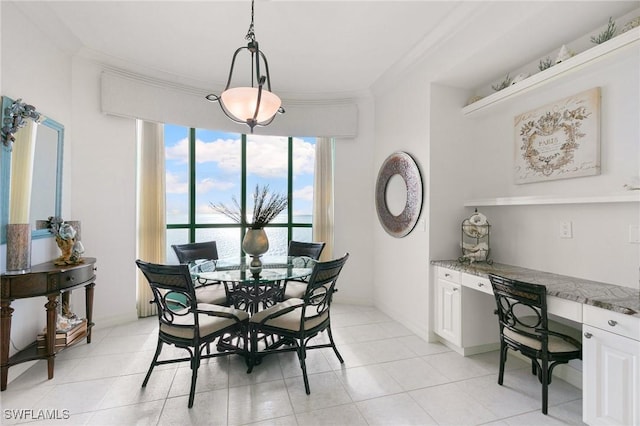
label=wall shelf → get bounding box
[464,193,640,207]
[462,28,640,116]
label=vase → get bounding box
[6,223,31,272]
[242,228,269,273]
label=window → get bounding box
[164,125,316,261]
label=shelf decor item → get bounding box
[458,210,492,264]
[46,217,85,265]
[590,17,617,44]
[514,87,600,184]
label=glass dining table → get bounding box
[190,255,316,315]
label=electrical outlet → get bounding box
[560,221,573,238]
[629,225,640,244]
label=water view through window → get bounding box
[164,124,316,262]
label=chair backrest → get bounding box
[136,260,199,333]
[300,253,349,320]
[288,241,326,260]
[172,241,219,264]
[488,274,549,348]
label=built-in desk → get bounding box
[431,260,640,426]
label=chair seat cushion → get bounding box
[284,281,307,299]
[160,304,248,339]
[250,298,328,331]
[503,320,581,353]
[195,284,227,305]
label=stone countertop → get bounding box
[431,260,640,318]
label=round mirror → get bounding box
[385,174,407,216]
[375,151,423,238]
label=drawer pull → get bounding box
[584,332,593,339]
[66,276,75,282]
[477,283,484,287]
[607,320,617,327]
[453,287,459,292]
[445,273,451,278]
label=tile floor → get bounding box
[0,304,585,425]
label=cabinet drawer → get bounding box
[461,273,493,295]
[437,267,461,283]
[584,304,640,341]
[50,265,95,291]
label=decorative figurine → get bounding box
[458,209,492,264]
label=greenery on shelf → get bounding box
[538,57,553,71]
[590,17,617,44]
[210,184,287,229]
[491,74,512,92]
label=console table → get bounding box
[0,257,96,390]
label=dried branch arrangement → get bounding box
[210,184,287,228]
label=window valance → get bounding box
[101,69,358,138]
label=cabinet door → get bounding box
[583,324,640,426]
[435,279,461,346]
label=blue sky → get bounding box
[163,124,315,224]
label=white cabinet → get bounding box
[434,267,499,355]
[583,306,640,426]
[435,270,462,346]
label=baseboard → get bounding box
[94,311,139,329]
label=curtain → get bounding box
[9,120,38,224]
[312,137,335,261]
[136,120,166,317]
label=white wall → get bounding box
[1,2,73,357]
[373,63,431,338]
[461,49,639,288]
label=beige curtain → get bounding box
[312,137,335,261]
[9,120,38,224]
[136,120,166,317]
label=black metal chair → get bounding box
[172,241,219,265]
[488,274,582,415]
[248,253,349,394]
[136,260,249,408]
[172,241,227,305]
[283,241,326,300]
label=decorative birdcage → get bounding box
[458,209,492,264]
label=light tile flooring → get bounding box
[0,304,585,425]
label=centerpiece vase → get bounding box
[242,228,269,273]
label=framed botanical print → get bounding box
[514,87,600,184]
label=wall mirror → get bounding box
[1,96,64,244]
[375,151,423,238]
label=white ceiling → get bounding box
[9,1,640,99]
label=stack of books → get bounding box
[36,319,87,353]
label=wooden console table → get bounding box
[1,257,96,390]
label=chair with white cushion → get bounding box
[172,241,227,305]
[248,253,349,394]
[283,241,326,300]
[488,274,582,415]
[136,260,249,408]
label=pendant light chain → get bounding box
[245,0,256,43]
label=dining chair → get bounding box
[283,240,326,300]
[248,253,349,394]
[171,241,227,305]
[135,260,249,408]
[488,274,582,415]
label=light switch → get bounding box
[560,221,573,239]
[629,225,640,244]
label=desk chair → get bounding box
[283,241,326,300]
[488,274,582,415]
[136,260,249,407]
[172,241,227,305]
[248,253,349,394]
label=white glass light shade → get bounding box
[221,87,281,123]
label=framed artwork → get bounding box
[514,87,600,184]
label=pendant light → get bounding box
[206,0,284,132]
